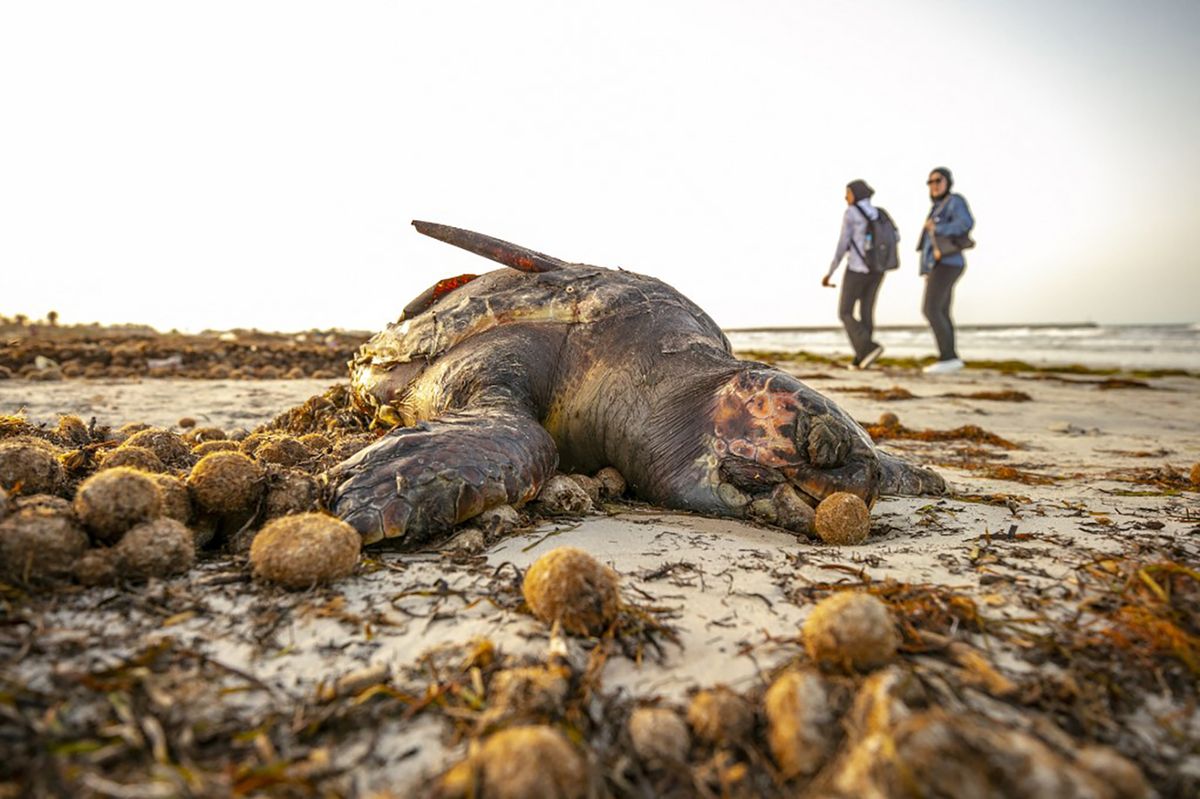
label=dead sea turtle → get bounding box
[328,222,944,545]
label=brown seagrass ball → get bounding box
[187,451,265,515]
[440,725,587,799]
[803,590,898,673]
[522,546,619,635]
[764,669,834,778]
[878,411,901,429]
[115,518,195,579]
[75,548,118,587]
[0,503,88,585]
[73,466,163,544]
[122,428,192,466]
[151,473,192,524]
[0,439,64,496]
[1191,462,1200,486]
[98,445,165,473]
[264,469,321,519]
[192,440,240,457]
[814,492,871,545]
[253,436,312,468]
[687,686,755,745]
[54,414,91,446]
[629,706,691,766]
[250,512,360,588]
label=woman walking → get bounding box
[917,167,975,374]
[823,179,887,370]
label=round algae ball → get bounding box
[483,666,570,726]
[75,548,118,587]
[803,591,899,673]
[250,512,361,588]
[687,686,755,745]
[471,725,587,799]
[115,518,195,579]
[594,466,626,498]
[629,706,691,767]
[73,466,163,544]
[55,415,91,446]
[185,426,226,444]
[0,504,88,584]
[533,475,593,515]
[264,469,321,519]
[151,473,192,524]
[187,451,265,515]
[522,546,619,635]
[122,428,192,466]
[0,439,64,496]
[192,440,241,457]
[98,445,164,473]
[254,436,312,468]
[814,492,871,546]
[764,670,834,778]
[1191,462,1200,486]
[878,411,901,429]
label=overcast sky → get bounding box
[2,0,1198,333]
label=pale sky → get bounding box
[2,0,1198,333]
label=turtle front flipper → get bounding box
[326,407,558,547]
[877,452,947,496]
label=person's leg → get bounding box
[859,272,884,350]
[838,271,870,361]
[922,265,963,360]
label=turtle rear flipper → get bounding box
[877,452,947,496]
[327,407,558,546]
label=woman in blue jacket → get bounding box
[917,166,975,374]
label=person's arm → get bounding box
[933,194,974,237]
[825,208,853,283]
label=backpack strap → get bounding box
[848,203,871,260]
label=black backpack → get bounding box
[850,205,900,273]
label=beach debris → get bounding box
[833,385,916,401]
[72,466,163,544]
[566,473,602,504]
[532,474,593,516]
[264,468,321,519]
[865,422,1020,449]
[249,512,360,588]
[0,500,88,584]
[186,451,265,515]
[628,705,690,767]
[297,432,332,453]
[0,486,7,520]
[686,686,755,745]
[317,662,391,702]
[114,517,195,579]
[97,444,165,473]
[877,411,900,428]
[0,438,64,496]
[150,473,192,524]
[475,503,522,537]
[192,439,240,457]
[1192,462,1200,485]
[941,389,1032,401]
[253,435,314,468]
[479,664,571,730]
[54,414,91,446]
[73,547,117,586]
[845,666,920,736]
[763,669,833,778]
[184,426,226,444]
[121,427,192,467]
[522,546,620,635]
[828,709,1147,799]
[803,590,899,673]
[814,492,870,545]
[594,466,627,498]
[436,725,588,799]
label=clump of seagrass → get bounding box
[533,474,593,515]
[686,686,755,746]
[115,518,194,579]
[479,664,571,730]
[98,445,164,473]
[764,669,834,778]
[187,451,264,515]
[0,500,88,585]
[121,428,192,466]
[522,546,620,635]
[435,725,588,799]
[0,438,64,496]
[804,590,899,673]
[151,473,192,524]
[814,492,871,545]
[628,706,690,767]
[73,466,162,544]
[264,468,321,519]
[250,512,360,588]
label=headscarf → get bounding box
[846,179,874,202]
[928,167,953,200]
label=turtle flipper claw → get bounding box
[326,408,558,547]
[877,452,947,496]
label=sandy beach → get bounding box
[1,353,1197,797]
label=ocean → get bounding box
[724,323,1200,372]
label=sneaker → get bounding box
[846,361,861,371]
[922,358,965,374]
[859,344,885,370]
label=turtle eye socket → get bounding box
[806,415,850,467]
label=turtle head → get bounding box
[709,368,881,520]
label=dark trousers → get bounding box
[922,264,964,360]
[838,270,884,362]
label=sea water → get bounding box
[725,323,1200,372]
